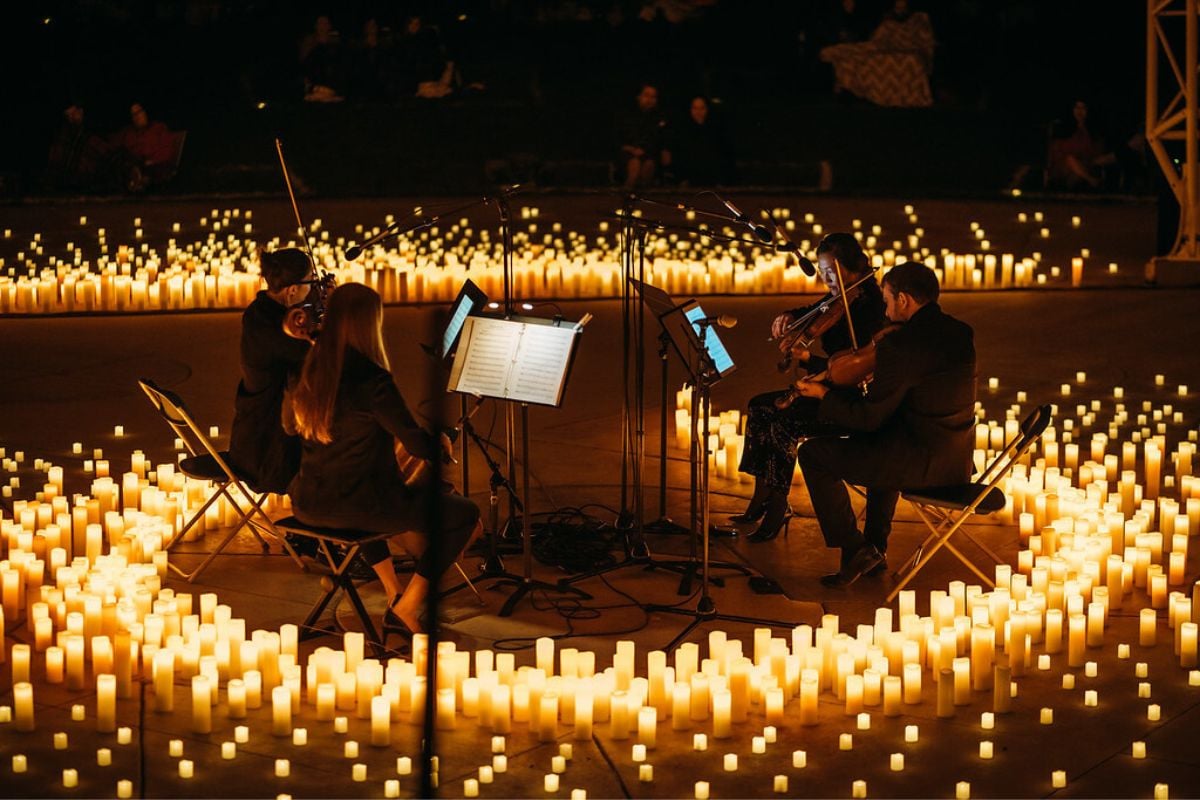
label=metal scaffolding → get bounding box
[1147,0,1200,278]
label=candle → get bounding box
[272,685,291,736]
[371,695,390,746]
[352,764,367,782]
[1140,609,1157,646]
[1052,771,1067,788]
[97,673,116,732]
[544,774,559,793]
[179,760,194,779]
[695,781,709,800]
[14,682,34,731]
[640,764,654,782]
[637,706,656,749]
[890,753,905,771]
[275,759,289,777]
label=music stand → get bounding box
[448,313,592,616]
[645,295,798,650]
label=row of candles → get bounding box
[1,377,1197,798]
[0,204,1098,315]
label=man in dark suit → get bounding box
[792,261,977,587]
[227,248,315,494]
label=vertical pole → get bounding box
[1187,0,1198,255]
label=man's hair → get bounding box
[259,248,312,292]
[816,233,869,275]
[881,261,940,305]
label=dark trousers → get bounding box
[796,435,901,554]
[738,390,848,492]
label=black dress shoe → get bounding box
[820,544,883,588]
[863,553,888,578]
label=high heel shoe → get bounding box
[382,594,417,639]
[729,482,770,523]
[746,495,793,543]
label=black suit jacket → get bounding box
[228,292,311,493]
[817,302,977,488]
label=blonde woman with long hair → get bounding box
[287,283,481,635]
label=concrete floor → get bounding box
[1,195,1199,798]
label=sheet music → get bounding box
[449,316,580,406]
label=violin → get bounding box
[276,137,337,340]
[773,323,899,409]
[774,283,863,373]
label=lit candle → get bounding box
[14,682,34,731]
[272,685,291,736]
[96,674,117,733]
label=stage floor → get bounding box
[1,194,1198,798]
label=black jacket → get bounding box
[288,349,438,519]
[818,302,977,488]
[228,292,311,492]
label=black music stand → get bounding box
[448,313,592,616]
[644,294,798,650]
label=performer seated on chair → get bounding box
[285,283,482,635]
[734,233,887,542]
[228,248,315,494]
[791,261,976,587]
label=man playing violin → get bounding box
[733,233,887,542]
[228,248,316,494]
[792,261,976,587]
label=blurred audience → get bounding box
[300,15,347,102]
[670,96,735,186]
[1047,99,1117,190]
[109,102,179,190]
[400,14,456,99]
[45,101,117,192]
[618,83,671,190]
[819,0,935,108]
[349,18,399,101]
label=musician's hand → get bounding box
[792,375,829,399]
[790,347,811,363]
[770,312,795,340]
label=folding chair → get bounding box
[886,404,1052,603]
[274,516,484,656]
[138,378,304,582]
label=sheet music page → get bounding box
[448,316,521,398]
[507,324,577,405]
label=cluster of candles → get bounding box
[1,366,1196,798]
[0,204,1102,315]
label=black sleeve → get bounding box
[367,372,439,460]
[817,334,912,432]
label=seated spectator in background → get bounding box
[1047,99,1117,190]
[816,0,873,48]
[619,83,671,190]
[671,96,735,187]
[46,101,117,192]
[300,15,346,102]
[819,0,935,108]
[349,18,398,101]
[110,102,177,190]
[399,14,456,98]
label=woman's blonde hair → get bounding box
[291,283,389,444]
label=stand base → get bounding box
[484,572,593,617]
[644,516,691,536]
[644,600,812,651]
[650,557,753,595]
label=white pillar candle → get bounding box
[637,706,657,749]
[980,740,994,759]
[275,759,289,777]
[371,695,391,746]
[712,690,731,738]
[14,682,35,731]
[1140,609,1157,646]
[695,781,709,800]
[890,753,905,771]
[96,673,117,733]
[544,774,559,793]
[272,685,291,736]
[640,764,654,782]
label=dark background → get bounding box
[0,1,1155,198]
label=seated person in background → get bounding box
[109,102,176,190]
[349,18,398,101]
[819,0,935,108]
[45,101,116,192]
[734,233,886,542]
[671,96,735,187]
[300,14,347,102]
[619,83,671,190]
[1047,99,1117,190]
[228,248,314,494]
[286,284,482,635]
[398,14,456,98]
[793,261,976,587]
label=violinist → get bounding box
[733,233,887,542]
[227,248,315,494]
[792,262,976,587]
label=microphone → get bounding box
[344,243,363,261]
[795,255,817,277]
[720,197,772,243]
[695,314,738,329]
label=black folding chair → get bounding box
[138,378,304,582]
[886,404,1053,602]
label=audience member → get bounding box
[300,14,347,102]
[670,96,735,186]
[618,83,670,190]
[109,102,178,190]
[1047,99,1117,191]
[398,14,456,99]
[45,101,117,192]
[815,0,873,48]
[349,18,399,101]
[819,0,935,108]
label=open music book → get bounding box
[447,315,583,407]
